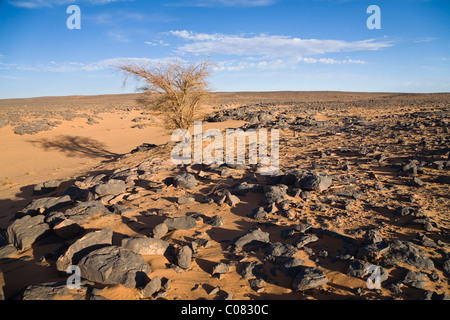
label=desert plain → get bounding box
[0,91,449,300]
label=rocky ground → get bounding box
[0,92,449,300]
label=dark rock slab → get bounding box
[293,267,328,291]
[173,173,197,190]
[56,228,113,272]
[63,200,111,224]
[78,245,151,288]
[17,195,72,217]
[93,179,127,197]
[164,216,198,231]
[234,228,270,248]
[22,281,87,300]
[296,171,332,192]
[7,215,51,250]
[121,237,169,255]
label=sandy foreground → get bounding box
[0,91,449,301]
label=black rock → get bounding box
[264,242,297,262]
[234,228,270,248]
[292,267,328,291]
[263,185,288,205]
[296,171,332,192]
[164,216,198,230]
[7,215,51,250]
[383,240,435,270]
[173,173,197,190]
[78,245,151,288]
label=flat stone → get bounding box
[53,219,82,239]
[7,215,51,250]
[63,200,111,224]
[22,281,87,300]
[56,228,113,272]
[94,179,127,197]
[18,195,72,216]
[164,216,198,230]
[121,237,169,255]
[78,245,151,288]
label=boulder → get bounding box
[293,267,328,291]
[53,219,82,239]
[56,228,113,272]
[164,216,198,230]
[152,223,169,239]
[173,173,197,190]
[78,246,151,288]
[296,171,332,192]
[94,179,127,197]
[7,215,51,250]
[263,185,288,205]
[22,281,87,300]
[383,240,434,270]
[176,245,192,269]
[265,242,298,262]
[17,195,72,217]
[142,276,161,298]
[63,200,111,224]
[33,179,63,195]
[234,228,270,248]
[121,237,169,255]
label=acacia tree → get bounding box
[118,59,213,130]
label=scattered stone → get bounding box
[78,245,151,288]
[121,237,170,255]
[296,171,332,192]
[383,240,435,270]
[240,261,263,280]
[94,179,127,197]
[33,179,63,195]
[173,173,197,190]
[294,234,319,249]
[176,245,192,269]
[205,215,223,227]
[7,215,51,250]
[293,267,328,291]
[212,262,233,276]
[265,242,297,262]
[63,200,111,224]
[164,216,198,230]
[280,257,305,277]
[263,185,287,204]
[53,219,82,239]
[234,228,270,248]
[250,207,267,220]
[142,276,161,298]
[152,223,169,239]
[401,269,427,289]
[177,196,195,204]
[22,281,87,300]
[56,228,113,272]
[17,195,72,217]
[363,229,383,245]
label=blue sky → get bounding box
[0,0,449,98]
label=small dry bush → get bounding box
[117,59,213,131]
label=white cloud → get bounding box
[413,37,438,43]
[144,40,169,47]
[7,0,133,8]
[214,56,366,72]
[6,57,181,73]
[168,30,392,57]
[166,0,277,7]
